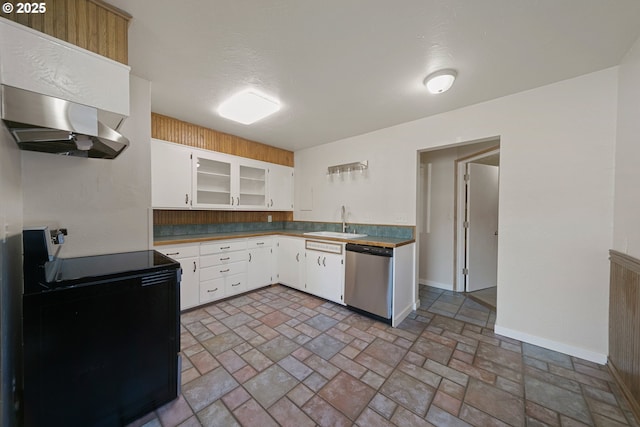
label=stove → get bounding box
[22,229,181,427]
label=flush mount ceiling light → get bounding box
[217,89,281,124]
[423,69,457,94]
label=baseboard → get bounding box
[413,299,421,311]
[494,325,607,365]
[608,358,640,423]
[419,279,453,291]
[392,303,414,327]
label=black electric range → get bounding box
[22,250,181,427]
[25,249,179,294]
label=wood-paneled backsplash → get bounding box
[1,0,130,64]
[151,113,294,167]
[608,250,640,421]
[154,210,293,226]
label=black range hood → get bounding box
[0,84,129,159]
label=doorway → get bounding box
[455,147,500,307]
[417,139,500,309]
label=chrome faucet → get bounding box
[341,205,347,232]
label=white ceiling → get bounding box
[109,0,640,152]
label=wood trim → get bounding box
[608,358,640,423]
[609,250,640,419]
[151,113,294,167]
[89,0,132,21]
[2,0,129,64]
[610,250,640,274]
[154,210,293,226]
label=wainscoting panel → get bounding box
[151,113,294,167]
[154,210,293,226]
[2,0,130,64]
[609,249,640,420]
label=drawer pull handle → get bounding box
[322,257,326,267]
[220,246,231,250]
[256,242,264,245]
[296,253,299,262]
[249,253,252,262]
[220,269,230,273]
[193,261,197,272]
[317,256,321,266]
[232,282,241,287]
[220,257,230,261]
[166,252,179,256]
[207,288,218,293]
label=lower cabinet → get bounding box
[276,236,306,290]
[156,235,346,310]
[200,240,247,304]
[305,240,345,305]
[156,244,200,311]
[247,237,274,290]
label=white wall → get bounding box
[295,68,618,362]
[21,75,152,257]
[613,35,640,258]
[0,110,23,427]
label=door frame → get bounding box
[453,146,500,292]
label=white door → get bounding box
[179,257,200,310]
[278,237,304,289]
[466,163,499,292]
[151,139,192,208]
[268,165,294,210]
[247,247,273,290]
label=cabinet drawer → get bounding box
[200,251,246,268]
[225,274,247,295]
[200,261,247,281]
[201,240,247,255]
[156,244,199,259]
[200,278,225,303]
[247,238,272,249]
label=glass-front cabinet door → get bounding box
[193,154,233,208]
[238,162,267,208]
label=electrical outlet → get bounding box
[267,215,272,223]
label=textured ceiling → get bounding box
[109,0,640,151]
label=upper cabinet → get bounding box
[152,139,293,211]
[193,151,269,209]
[152,139,193,208]
[193,152,234,208]
[268,164,294,211]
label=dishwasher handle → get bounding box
[345,243,393,257]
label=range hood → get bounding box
[0,85,129,159]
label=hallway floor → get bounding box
[127,285,638,427]
[466,286,498,310]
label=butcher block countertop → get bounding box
[154,230,414,249]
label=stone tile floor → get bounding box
[127,285,639,427]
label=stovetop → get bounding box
[25,250,179,294]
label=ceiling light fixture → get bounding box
[217,89,281,124]
[423,69,457,94]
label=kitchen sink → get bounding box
[303,231,368,239]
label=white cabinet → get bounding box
[200,240,248,303]
[192,152,269,209]
[247,238,274,290]
[277,237,306,290]
[267,165,294,210]
[151,141,293,211]
[156,244,200,310]
[305,240,345,305]
[193,152,233,208]
[151,139,193,209]
[238,161,268,209]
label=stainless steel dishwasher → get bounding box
[345,243,393,322]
